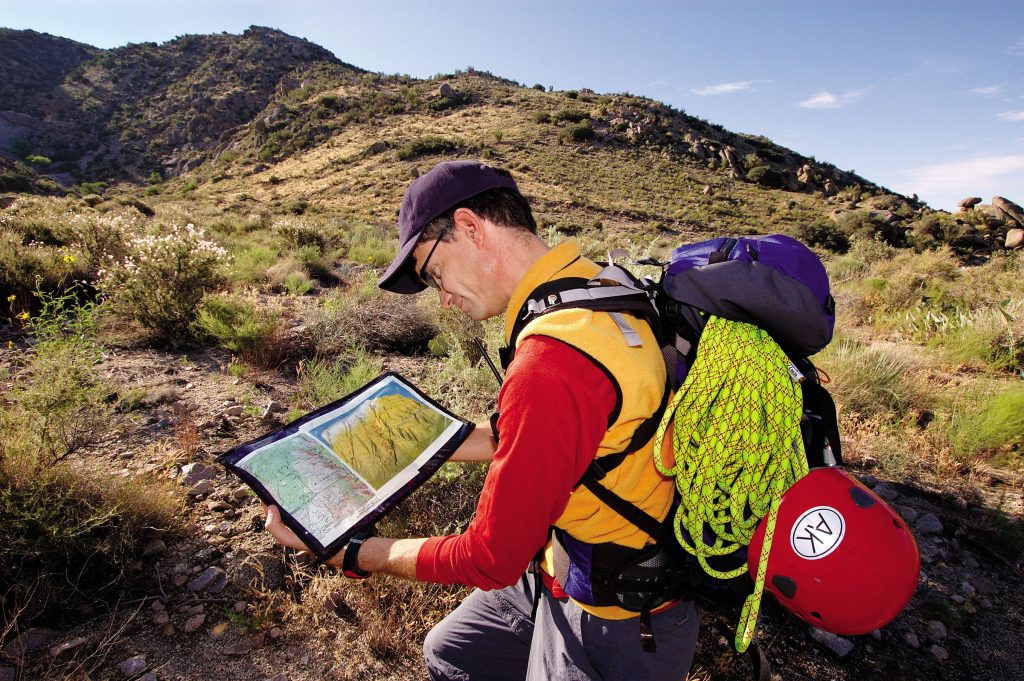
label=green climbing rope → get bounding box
[653,315,808,653]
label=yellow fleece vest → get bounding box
[504,240,675,619]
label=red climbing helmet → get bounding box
[748,467,920,635]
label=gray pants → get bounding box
[423,574,699,681]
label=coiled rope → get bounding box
[653,315,808,653]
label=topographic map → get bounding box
[310,386,452,489]
[236,433,374,545]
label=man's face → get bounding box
[411,225,503,321]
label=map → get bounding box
[236,433,374,545]
[220,372,472,557]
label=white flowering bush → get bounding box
[98,223,227,339]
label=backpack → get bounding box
[498,234,843,656]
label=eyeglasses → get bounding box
[417,235,444,289]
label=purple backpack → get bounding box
[659,234,835,359]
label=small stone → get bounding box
[233,601,249,613]
[150,600,165,612]
[181,462,218,485]
[265,400,286,414]
[2,627,59,658]
[960,581,977,598]
[858,472,879,487]
[139,673,159,681]
[188,566,227,592]
[915,513,944,534]
[49,636,89,657]
[141,538,167,559]
[809,627,854,656]
[872,482,898,501]
[224,405,245,417]
[162,623,175,636]
[926,620,947,641]
[223,634,264,656]
[904,631,920,649]
[951,594,965,604]
[183,614,206,633]
[980,598,993,609]
[870,628,882,640]
[118,654,147,677]
[172,574,189,588]
[896,505,919,523]
[188,480,215,496]
[152,612,170,626]
[208,499,233,512]
[218,521,233,536]
[210,621,230,637]
[972,576,997,595]
[299,653,309,665]
[232,486,251,501]
[186,604,204,616]
[269,627,283,640]
[930,644,949,661]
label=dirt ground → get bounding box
[3,340,1023,681]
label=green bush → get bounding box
[532,112,552,124]
[78,181,108,195]
[553,109,588,123]
[817,337,924,420]
[747,165,786,189]
[297,349,383,409]
[946,383,1024,462]
[98,223,227,339]
[569,124,595,142]
[285,271,315,296]
[25,155,51,166]
[396,136,459,161]
[793,221,850,254]
[1,285,178,627]
[193,294,279,354]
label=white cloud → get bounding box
[1010,37,1024,57]
[798,89,867,109]
[971,85,1003,95]
[691,81,756,96]
[897,155,1024,211]
[998,110,1024,122]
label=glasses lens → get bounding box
[418,236,443,289]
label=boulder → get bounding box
[438,83,455,99]
[181,462,218,485]
[2,628,59,658]
[823,179,839,196]
[979,204,1007,224]
[1005,228,1023,249]
[958,196,982,211]
[993,196,1024,226]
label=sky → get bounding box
[3,0,1024,212]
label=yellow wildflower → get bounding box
[17,311,29,321]
[6,294,14,302]
[63,254,76,264]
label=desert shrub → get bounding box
[228,242,281,286]
[793,221,850,254]
[747,165,786,189]
[276,216,328,252]
[532,111,552,124]
[945,382,1024,463]
[816,337,925,420]
[296,348,383,409]
[553,109,588,123]
[78,181,107,195]
[861,247,961,314]
[344,222,394,267]
[833,209,904,246]
[396,136,458,161]
[913,300,1024,373]
[569,123,595,142]
[1,287,178,627]
[193,293,279,354]
[98,223,227,339]
[310,273,437,355]
[285,271,315,296]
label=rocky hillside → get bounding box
[0,27,357,181]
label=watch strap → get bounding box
[341,534,371,579]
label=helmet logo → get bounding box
[790,506,846,560]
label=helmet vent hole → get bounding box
[849,486,876,508]
[809,611,823,620]
[772,575,798,599]
[892,518,901,528]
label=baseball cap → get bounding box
[377,160,519,294]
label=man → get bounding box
[265,160,698,680]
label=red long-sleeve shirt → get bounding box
[415,335,617,589]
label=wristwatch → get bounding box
[341,534,372,579]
